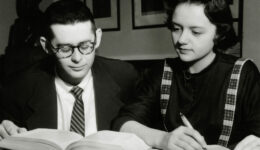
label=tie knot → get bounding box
[71,86,83,100]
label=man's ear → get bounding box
[94,28,102,49]
[39,36,50,54]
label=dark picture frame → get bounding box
[226,0,243,57]
[132,0,167,29]
[84,0,120,31]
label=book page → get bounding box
[0,128,83,150]
[67,130,150,150]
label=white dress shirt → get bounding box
[55,70,97,136]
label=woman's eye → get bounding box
[167,23,181,32]
[172,27,180,31]
[170,26,181,32]
[192,31,202,36]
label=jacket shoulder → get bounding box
[94,56,138,77]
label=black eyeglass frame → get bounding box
[46,39,96,58]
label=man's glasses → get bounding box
[47,40,96,58]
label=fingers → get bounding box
[234,135,260,150]
[175,139,194,150]
[18,127,27,133]
[179,134,203,150]
[183,127,207,147]
[3,120,20,135]
[164,126,206,150]
[0,125,9,139]
[0,120,27,139]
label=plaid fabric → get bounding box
[218,58,249,147]
[160,58,250,146]
[160,60,173,131]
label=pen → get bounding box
[180,112,207,150]
[180,112,193,129]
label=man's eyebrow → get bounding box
[56,43,72,47]
[56,40,94,47]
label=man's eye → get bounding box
[80,45,91,50]
[59,46,71,52]
[80,43,94,49]
[80,45,90,49]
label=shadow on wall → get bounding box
[1,0,48,85]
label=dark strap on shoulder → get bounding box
[160,60,173,131]
[160,58,251,144]
[218,58,250,147]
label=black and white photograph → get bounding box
[0,0,260,150]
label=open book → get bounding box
[0,129,151,150]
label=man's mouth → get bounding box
[70,65,86,71]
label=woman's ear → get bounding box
[39,36,50,54]
[94,28,102,49]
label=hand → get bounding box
[162,126,207,150]
[205,145,230,150]
[0,120,27,139]
[234,135,260,150]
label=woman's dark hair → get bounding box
[42,0,96,40]
[165,0,238,51]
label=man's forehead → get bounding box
[50,21,96,44]
[51,21,94,31]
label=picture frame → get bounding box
[84,0,120,31]
[132,0,167,29]
[226,0,243,57]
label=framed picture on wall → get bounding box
[84,0,120,31]
[225,0,243,57]
[132,0,167,29]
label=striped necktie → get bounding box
[70,86,85,136]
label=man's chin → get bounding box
[67,75,85,85]
[69,72,87,79]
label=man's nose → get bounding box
[71,48,82,63]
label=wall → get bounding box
[97,0,176,60]
[99,0,260,66]
[0,0,260,66]
[0,0,16,55]
[0,0,53,55]
[243,0,260,68]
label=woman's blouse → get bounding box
[113,53,260,147]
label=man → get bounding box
[0,0,138,138]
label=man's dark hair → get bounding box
[165,0,238,51]
[42,0,96,40]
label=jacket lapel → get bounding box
[25,57,122,130]
[26,71,57,130]
[92,59,121,130]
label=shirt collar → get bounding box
[55,69,92,93]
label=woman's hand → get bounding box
[234,135,260,150]
[161,126,207,150]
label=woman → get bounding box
[113,0,260,150]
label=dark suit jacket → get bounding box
[1,56,138,131]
